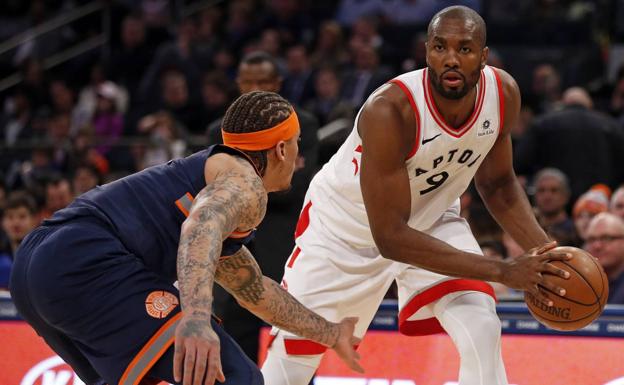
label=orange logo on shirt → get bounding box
[145,291,179,319]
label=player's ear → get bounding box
[274,140,287,161]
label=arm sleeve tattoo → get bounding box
[216,246,340,347]
[177,157,267,318]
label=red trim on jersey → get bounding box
[286,247,301,268]
[388,79,421,159]
[284,339,328,355]
[294,201,312,239]
[492,67,505,137]
[267,333,278,349]
[354,145,362,153]
[423,68,486,138]
[398,279,496,336]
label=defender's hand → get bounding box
[332,317,364,373]
[173,315,226,385]
[501,241,572,306]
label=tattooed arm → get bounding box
[174,155,267,385]
[216,247,364,372]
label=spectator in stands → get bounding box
[610,185,624,221]
[48,79,79,131]
[515,87,624,202]
[0,191,38,289]
[281,44,315,107]
[1,86,33,147]
[585,213,624,303]
[93,82,125,156]
[532,168,579,246]
[258,0,314,47]
[199,72,236,130]
[573,186,610,241]
[76,64,128,132]
[526,63,562,114]
[310,21,349,69]
[335,0,383,26]
[72,164,101,196]
[138,17,202,111]
[41,176,73,220]
[341,44,391,109]
[305,66,355,126]
[152,69,203,135]
[106,13,155,104]
[136,111,188,169]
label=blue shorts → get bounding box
[10,218,262,385]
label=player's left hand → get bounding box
[174,314,226,385]
[332,317,365,373]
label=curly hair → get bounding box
[222,91,293,175]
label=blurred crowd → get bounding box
[1,0,624,359]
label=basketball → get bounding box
[525,246,609,331]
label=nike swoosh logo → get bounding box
[421,133,441,145]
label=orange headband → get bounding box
[222,111,299,151]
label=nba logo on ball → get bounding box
[525,246,609,331]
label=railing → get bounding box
[0,1,109,93]
[0,0,228,94]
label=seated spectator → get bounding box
[136,111,188,169]
[532,168,579,245]
[72,164,101,196]
[585,213,624,304]
[305,66,355,126]
[40,175,73,220]
[610,185,624,221]
[0,191,38,289]
[573,185,610,241]
[93,82,125,156]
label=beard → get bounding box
[428,65,481,100]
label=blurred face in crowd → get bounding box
[2,206,37,245]
[426,15,487,100]
[49,81,74,112]
[610,188,624,221]
[315,69,340,99]
[73,167,99,195]
[585,214,624,279]
[354,45,378,71]
[286,46,309,74]
[237,61,281,93]
[46,180,73,213]
[162,72,189,108]
[122,16,145,48]
[534,175,568,216]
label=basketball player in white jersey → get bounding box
[262,6,572,385]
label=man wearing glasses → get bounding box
[585,212,624,303]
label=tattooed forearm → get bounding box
[177,159,267,317]
[261,279,339,347]
[215,247,265,304]
[215,247,339,347]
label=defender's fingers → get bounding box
[183,345,196,385]
[193,347,207,385]
[173,341,185,382]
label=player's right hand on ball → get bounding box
[332,317,365,373]
[501,241,572,306]
[174,314,226,385]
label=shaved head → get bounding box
[428,6,486,48]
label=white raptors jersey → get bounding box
[309,65,504,248]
